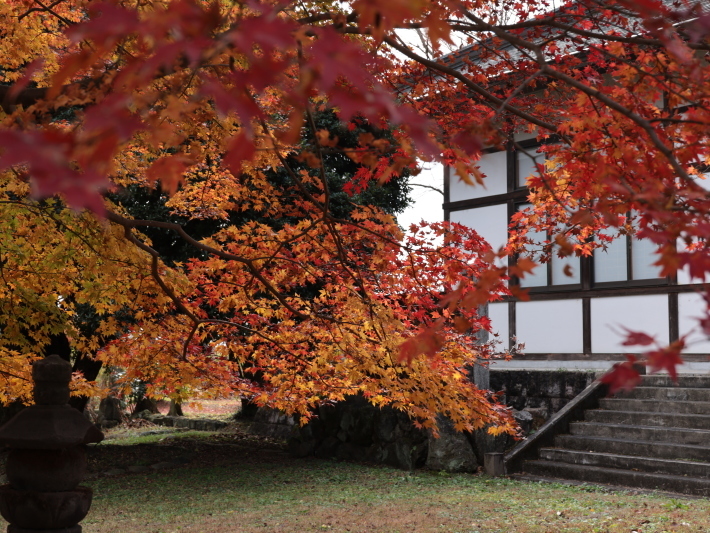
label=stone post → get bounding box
[472,303,490,390]
[0,354,103,533]
[471,303,508,469]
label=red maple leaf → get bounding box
[619,327,656,347]
[600,355,642,395]
[646,340,685,382]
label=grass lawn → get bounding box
[81,460,710,533]
[4,422,709,532]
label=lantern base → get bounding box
[0,485,91,530]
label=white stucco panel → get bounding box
[591,295,669,353]
[516,299,584,354]
[449,150,507,201]
[487,302,509,353]
[678,292,710,354]
[450,204,509,252]
[676,238,710,285]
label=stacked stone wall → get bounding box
[490,370,597,428]
[254,370,599,471]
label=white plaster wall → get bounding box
[551,254,581,285]
[491,360,617,371]
[594,234,627,282]
[591,295,669,353]
[519,226,548,287]
[675,177,710,285]
[490,359,710,372]
[677,266,707,285]
[513,132,538,143]
[516,147,544,188]
[631,237,662,280]
[678,292,710,354]
[450,204,509,252]
[694,173,710,191]
[516,299,584,353]
[449,150,507,201]
[677,237,710,285]
[676,263,693,286]
[488,302,509,353]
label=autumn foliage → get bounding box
[0,0,708,429]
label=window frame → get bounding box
[443,138,697,357]
[513,199,583,293]
[591,229,670,289]
[444,139,675,296]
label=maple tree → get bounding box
[0,0,708,429]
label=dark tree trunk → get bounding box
[40,333,104,412]
[0,333,72,422]
[42,333,71,362]
[41,334,95,412]
[133,396,159,415]
[238,397,259,419]
[236,367,263,419]
[69,353,103,412]
[168,399,184,417]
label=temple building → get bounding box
[444,136,710,372]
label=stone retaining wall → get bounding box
[287,396,429,470]
[282,370,598,470]
[137,412,229,432]
[129,371,599,472]
[490,369,598,427]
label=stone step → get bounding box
[509,473,686,497]
[619,387,710,402]
[585,409,710,430]
[641,375,710,388]
[555,434,710,462]
[538,448,710,478]
[521,461,710,497]
[599,398,710,415]
[513,373,710,496]
[569,422,710,446]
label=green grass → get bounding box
[78,460,710,532]
[101,429,214,446]
[6,428,710,532]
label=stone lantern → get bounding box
[0,354,103,533]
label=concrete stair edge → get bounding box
[585,409,710,419]
[538,448,710,478]
[569,421,710,445]
[640,375,710,387]
[584,409,710,429]
[505,374,710,496]
[510,473,709,499]
[522,461,710,497]
[620,387,710,401]
[555,433,710,462]
[599,398,710,414]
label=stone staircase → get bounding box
[517,374,710,496]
